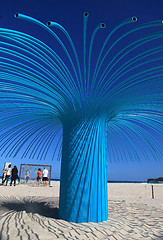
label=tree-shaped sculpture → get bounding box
[0,13,162,223]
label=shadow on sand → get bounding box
[1,198,59,219]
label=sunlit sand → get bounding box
[0,181,162,239]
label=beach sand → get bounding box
[0,181,162,240]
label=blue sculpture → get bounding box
[0,13,162,223]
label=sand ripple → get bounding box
[0,183,163,239]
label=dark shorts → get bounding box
[37,177,41,181]
[42,177,48,181]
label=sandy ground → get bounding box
[0,181,163,240]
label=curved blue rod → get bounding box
[83,12,89,94]
[95,33,163,95]
[99,56,163,100]
[14,13,82,99]
[92,17,137,83]
[0,46,76,99]
[87,23,106,97]
[0,31,79,102]
[46,20,83,94]
[93,20,163,84]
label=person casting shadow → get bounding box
[10,165,19,186]
[36,168,42,187]
[2,164,11,186]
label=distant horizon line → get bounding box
[49,179,163,183]
[1,177,162,183]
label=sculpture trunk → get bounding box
[59,116,108,223]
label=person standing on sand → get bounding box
[2,168,7,182]
[10,165,19,186]
[1,164,11,186]
[36,168,42,186]
[25,169,31,183]
[42,167,49,186]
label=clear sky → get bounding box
[0,0,162,181]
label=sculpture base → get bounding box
[59,117,108,223]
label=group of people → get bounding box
[1,164,19,186]
[1,164,49,187]
[36,167,49,187]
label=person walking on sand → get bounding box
[10,165,19,186]
[36,168,42,186]
[1,164,11,186]
[42,167,49,186]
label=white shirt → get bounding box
[6,168,11,176]
[43,169,48,177]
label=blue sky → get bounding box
[0,0,162,181]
